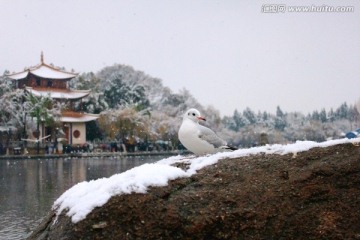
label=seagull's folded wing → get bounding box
[198,125,227,148]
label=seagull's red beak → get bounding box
[197,116,206,121]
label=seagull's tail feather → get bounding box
[220,145,238,151]
[226,146,238,151]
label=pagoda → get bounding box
[6,53,99,150]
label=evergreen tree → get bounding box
[274,117,286,131]
[104,76,131,108]
[328,108,335,122]
[274,106,286,131]
[276,106,284,118]
[262,111,269,121]
[335,102,349,119]
[348,105,359,123]
[103,75,149,110]
[312,110,320,121]
[319,109,327,123]
[231,109,247,131]
[243,107,256,124]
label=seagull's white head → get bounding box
[184,108,206,123]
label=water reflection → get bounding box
[0,155,162,240]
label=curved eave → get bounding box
[26,87,90,100]
[6,62,78,80]
[60,114,99,123]
[6,71,29,80]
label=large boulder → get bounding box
[29,143,360,239]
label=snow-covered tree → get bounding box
[243,107,257,124]
[98,106,151,141]
[22,92,60,153]
[319,109,327,123]
[0,90,24,128]
[335,102,349,119]
[224,109,247,131]
[103,74,149,110]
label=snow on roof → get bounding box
[30,64,78,79]
[5,71,29,80]
[60,111,99,122]
[60,114,99,123]
[26,87,90,100]
[6,62,78,80]
[53,137,360,223]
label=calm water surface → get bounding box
[0,155,163,240]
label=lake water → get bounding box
[0,155,164,240]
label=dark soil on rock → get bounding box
[29,143,360,240]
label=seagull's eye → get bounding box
[192,113,196,116]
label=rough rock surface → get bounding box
[29,143,360,240]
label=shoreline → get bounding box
[0,150,187,160]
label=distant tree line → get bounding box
[222,103,359,147]
[1,64,359,149]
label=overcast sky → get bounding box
[1,0,359,116]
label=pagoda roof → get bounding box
[25,87,90,100]
[61,111,99,123]
[6,53,78,80]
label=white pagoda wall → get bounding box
[71,122,86,145]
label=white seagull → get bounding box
[178,108,237,155]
